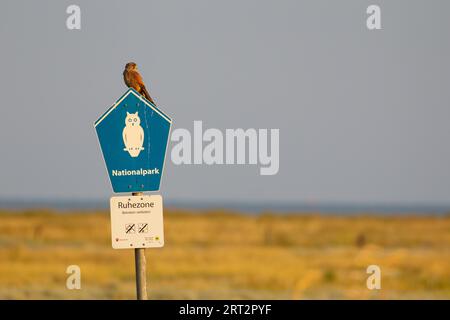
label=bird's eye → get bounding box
[128,119,132,122]
[134,119,137,122]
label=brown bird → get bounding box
[123,62,156,105]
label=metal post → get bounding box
[132,192,148,300]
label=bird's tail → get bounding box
[141,85,156,105]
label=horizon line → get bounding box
[1,197,450,214]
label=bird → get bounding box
[123,62,156,105]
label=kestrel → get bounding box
[123,62,156,105]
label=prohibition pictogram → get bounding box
[125,223,136,234]
[138,223,148,233]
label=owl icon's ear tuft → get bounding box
[126,111,130,115]
[135,112,139,115]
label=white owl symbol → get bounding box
[123,111,144,157]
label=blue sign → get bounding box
[94,88,172,193]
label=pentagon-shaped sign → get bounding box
[94,88,172,193]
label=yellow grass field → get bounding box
[0,209,449,299]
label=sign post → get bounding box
[135,247,147,299]
[94,88,172,299]
[133,192,147,300]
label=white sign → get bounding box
[110,195,164,249]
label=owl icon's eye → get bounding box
[128,119,132,122]
[134,119,137,122]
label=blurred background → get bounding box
[0,0,449,299]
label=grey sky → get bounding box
[0,1,449,205]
